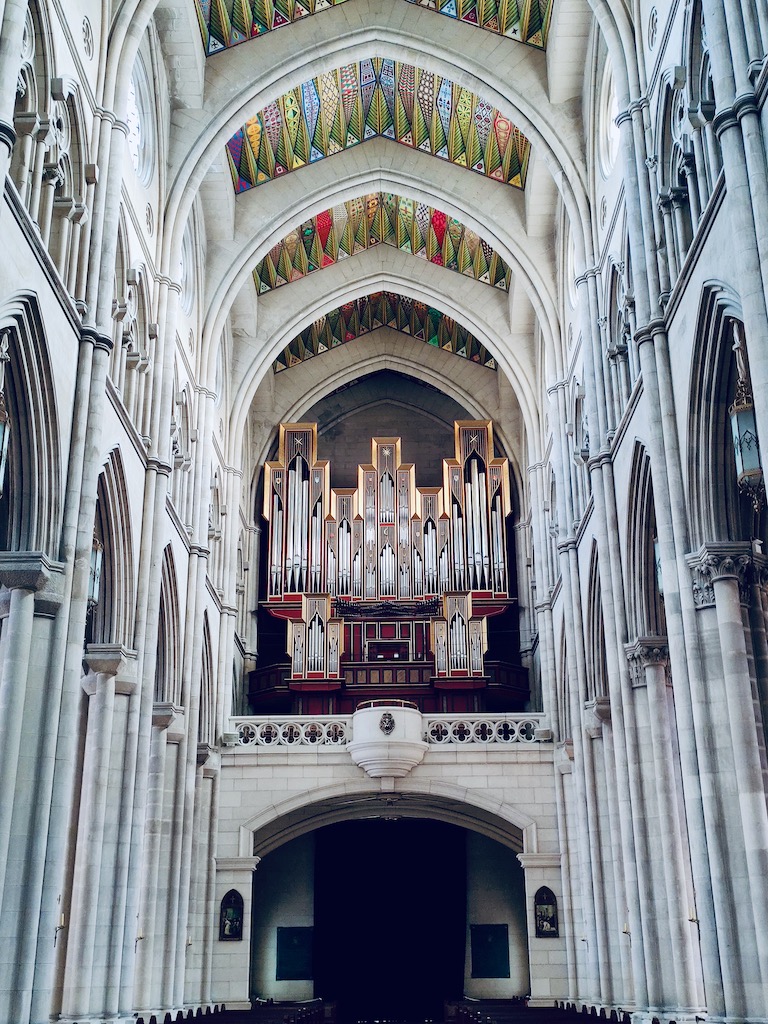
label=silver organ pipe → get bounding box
[424,520,437,593]
[439,543,450,592]
[310,500,322,592]
[452,502,466,591]
[450,612,467,672]
[326,545,336,596]
[339,519,351,595]
[413,546,423,597]
[491,496,505,592]
[266,423,510,620]
[307,613,324,673]
[300,475,309,591]
[379,471,394,523]
[477,470,490,589]
[270,490,283,596]
[380,542,396,596]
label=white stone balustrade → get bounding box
[230,712,547,749]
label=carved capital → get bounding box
[687,543,753,606]
[625,637,669,685]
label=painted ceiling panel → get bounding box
[195,0,553,55]
[195,0,350,56]
[253,191,512,293]
[227,59,530,192]
[404,0,554,47]
[274,291,497,371]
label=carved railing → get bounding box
[230,712,546,749]
[422,713,544,745]
[232,716,353,748]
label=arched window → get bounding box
[598,61,620,179]
[126,55,155,187]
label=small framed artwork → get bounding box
[219,889,244,941]
[534,886,559,938]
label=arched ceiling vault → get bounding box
[243,327,528,497]
[149,0,606,475]
[163,4,592,270]
[200,147,560,363]
[227,248,540,447]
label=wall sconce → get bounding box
[88,534,103,610]
[0,332,10,499]
[653,536,663,597]
[729,320,764,512]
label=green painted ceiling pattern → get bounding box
[405,0,553,47]
[274,291,497,371]
[195,0,349,56]
[226,58,530,192]
[253,192,512,293]
[195,0,553,55]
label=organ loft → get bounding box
[251,421,529,714]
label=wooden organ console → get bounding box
[250,421,529,714]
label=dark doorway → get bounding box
[314,819,466,1022]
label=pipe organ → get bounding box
[257,421,527,714]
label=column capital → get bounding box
[712,106,739,138]
[625,637,670,686]
[152,702,185,739]
[80,325,113,353]
[686,542,753,606]
[582,696,610,737]
[0,551,64,600]
[83,643,137,692]
[732,93,760,122]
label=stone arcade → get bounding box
[1,0,768,1022]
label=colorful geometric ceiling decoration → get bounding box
[195,0,350,56]
[253,192,512,294]
[404,0,554,48]
[274,291,497,372]
[227,59,530,193]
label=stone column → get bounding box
[59,645,136,1021]
[686,546,761,1018]
[133,702,185,1013]
[0,554,64,1023]
[625,640,703,1015]
[0,0,28,180]
[689,545,768,1005]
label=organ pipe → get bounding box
[264,422,510,606]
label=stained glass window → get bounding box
[195,0,350,56]
[253,192,512,293]
[404,0,554,48]
[273,292,497,371]
[227,59,530,192]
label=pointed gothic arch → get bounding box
[0,295,61,555]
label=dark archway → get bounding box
[313,819,466,1021]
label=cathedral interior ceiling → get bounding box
[163,0,582,456]
[272,291,498,372]
[225,58,530,193]
[251,191,513,295]
[194,0,554,57]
